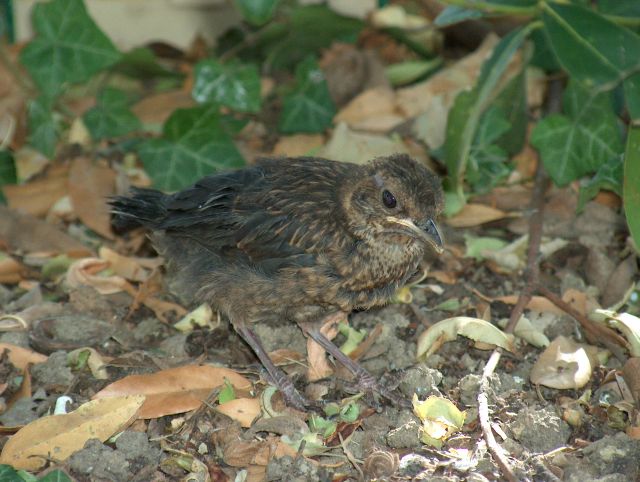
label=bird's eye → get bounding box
[382,190,397,209]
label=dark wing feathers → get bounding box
[112,157,359,268]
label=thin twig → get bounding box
[476,78,563,482]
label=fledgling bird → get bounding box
[111,154,444,408]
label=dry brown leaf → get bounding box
[223,436,298,467]
[132,90,195,126]
[307,316,344,382]
[495,295,564,315]
[93,365,252,419]
[272,134,325,157]
[0,205,91,255]
[0,395,145,470]
[0,256,27,284]
[65,258,129,295]
[268,349,305,366]
[446,203,510,228]
[427,270,457,284]
[0,343,47,370]
[98,246,162,282]
[3,164,69,217]
[216,398,261,428]
[68,157,116,239]
[334,87,405,132]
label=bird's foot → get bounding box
[263,367,311,411]
[352,371,410,409]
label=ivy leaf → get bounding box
[577,155,623,211]
[542,3,640,86]
[531,81,624,186]
[0,150,17,203]
[27,96,59,158]
[234,0,280,26]
[624,72,640,122]
[192,60,261,113]
[137,105,245,191]
[279,57,335,134]
[434,6,485,27]
[19,0,121,99]
[624,127,640,252]
[83,88,141,140]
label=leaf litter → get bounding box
[0,2,639,481]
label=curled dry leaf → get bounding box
[307,314,344,382]
[216,398,261,428]
[93,365,252,419]
[412,394,466,449]
[68,347,110,380]
[272,134,325,157]
[334,87,405,132]
[530,336,599,389]
[0,343,47,370]
[66,258,129,295]
[0,395,145,470]
[594,310,640,356]
[0,255,27,284]
[416,316,516,360]
[98,246,162,282]
[173,303,214,333]
[3,164,69,217]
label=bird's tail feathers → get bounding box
[109,188,168,233]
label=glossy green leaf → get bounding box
[38,469,73,482]
[0,150,16,203]
[27,96,58,158]
[542,3,640,87]
[234,0,280,26]
[491,70,527,155]
[597,0,640,17]
[114,47,181,79]
[19,0,121,99]
[279,57,335,134]
[531,81,624,186]
[192,60,261,113]
[529,28,561,72]
[83,88,141,140]
[137,105,245,191]
[624,126,640,253]
[577,155,623,211]
[434,6,485,27]
[445,25,531,202]
[624,73,640,122]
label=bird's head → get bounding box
[340,154,444,253]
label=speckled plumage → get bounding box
[112,154,444,406]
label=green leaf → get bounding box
[531,81,624,186]
[385,59,442,87]
[597,0,640,17]
[137,105,245,191]
[490,70,527,155]
[265,5,363,70]
[624,126,640,253]
[83,88,141,140]
[542,3,640,87]
[114,47,182,79]
[19,0,121,99]
[624,73,640,122]
[234,0,280,26]
[467,107,512,193]
[192,60,261,113]
[529,28,561,72]
[577,155,623,211]
[279,57,335,134]
[27,96,58,158]
[38,470,73,482]
[218,379,236,404]
[444,25,532,202]
[434,6,485,27]
[0,150,16,203]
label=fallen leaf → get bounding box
[530,336,598,389]
[93,365,252,419]
[334,87,405,132]
[0,343,47,370]
[413,394,465,448]
[98,246,161,282]
[0,395,145,470]
[216,398,261,428]
[68,347,110,380]
[321,122,409,165]
[3,164,69,217]
[0,205,91,255]
[132,90,195,127]
[68,157,116,239]
[65,258,129,295]
[272,134,325,157]
[307,315,344,382]
[0,255,27,284]
[446,203,510,228]
[416,316,516,360]
[174,303,214,333]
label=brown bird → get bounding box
[111,154,444,408]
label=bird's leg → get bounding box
[299,316,406,406]
[232,321,309,410]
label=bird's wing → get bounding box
[157,158,356,270]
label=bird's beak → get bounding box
[385,216,444,254]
